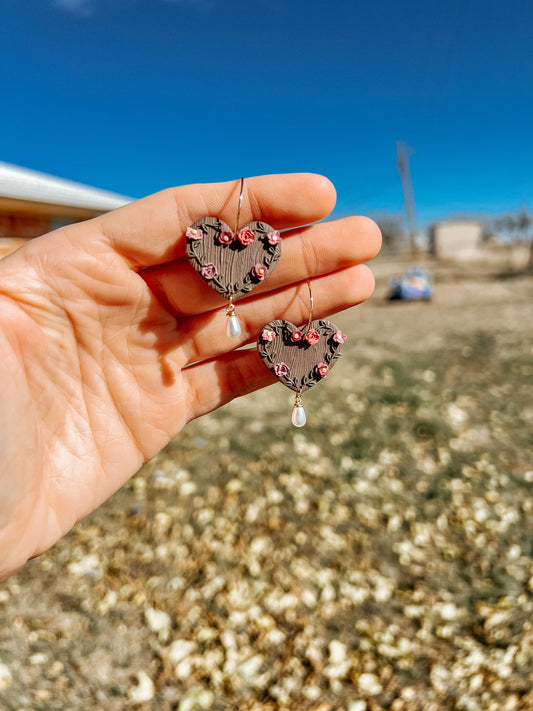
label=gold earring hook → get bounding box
[225,178,245,339]
[234,176,245,236]
[301,280,314,338]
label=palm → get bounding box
[0,174,380,579]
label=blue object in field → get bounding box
[388,267,433,301]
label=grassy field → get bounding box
[1,260,532,710]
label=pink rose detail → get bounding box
[218,230,233,245]
[267,230,281,245]
[274,362,290,377]
[237,227,255,246]
[333,330,347,344]
[200,263,218,280]
[261,328,276,342]
[305,329,320,345]
[252,263,268,280]
[315,362,329,378]
[186,226,203,240]
[290,330,303,343]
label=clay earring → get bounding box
[185,177,282,339]
[257,281,347,427]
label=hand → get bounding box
[0,173,380,579]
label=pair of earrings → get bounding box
[185,178,346,427]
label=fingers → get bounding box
[183,348,276,422]
[172,263,374,367]
[84,173,337,269]
[142,215,381,318]
[180,261,370,417]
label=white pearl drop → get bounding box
[226,313,241,339]
[291,404,307,428]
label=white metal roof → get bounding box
[0,161,133,212]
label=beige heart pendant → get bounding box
[257,319,347,426]
[186,217,281,300]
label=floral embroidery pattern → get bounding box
[315,362,329,378]
[252,263,268,280]
[305,329,320,345]
[200,263,218,280]
[333,330,347,344]
[237,227,255,246]
[274,362,290,377]
[261,328,276,342]
[186,227,203,240]
[267,230,281,245]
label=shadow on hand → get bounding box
[137,264,184,387]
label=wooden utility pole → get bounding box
[396,141,419,253]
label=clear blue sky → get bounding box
[1,0,532,226]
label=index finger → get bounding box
[81,173,337,269]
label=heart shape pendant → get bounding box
[258,319,346,393]
[186,217,281,300]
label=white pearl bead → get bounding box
[291,404,306,427]
[226,313,241,339]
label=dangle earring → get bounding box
[257,281,347,427]
[185,177,282,339]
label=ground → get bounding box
[1,258,532,711]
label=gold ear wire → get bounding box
[301,280,314,338]
[291,280,313,427]
[225,177,245,337]
[233,176,244,238]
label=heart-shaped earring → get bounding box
[185,178,281,339]
[257,281,347,427]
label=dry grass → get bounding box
[1,260,532,711]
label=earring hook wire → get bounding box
[234,176,245,237]
[301,279,314,338]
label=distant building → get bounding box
[428,219,483,261]
[0,161,132,258]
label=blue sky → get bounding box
[1,0,532,226]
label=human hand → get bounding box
[0,173,380,579]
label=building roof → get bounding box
[0,161,132,215]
